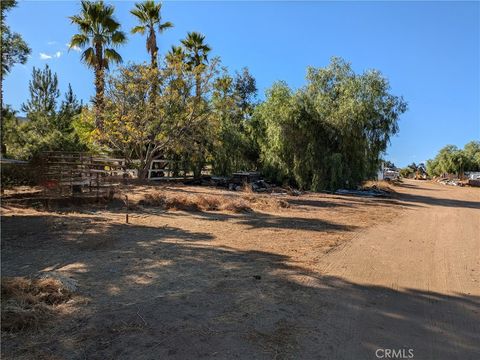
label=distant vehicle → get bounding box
[383,168,400,181]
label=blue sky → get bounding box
[4,1,479,167]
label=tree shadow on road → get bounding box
[398,192,480,209]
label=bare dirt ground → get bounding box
[1,180,479,359]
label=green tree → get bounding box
[463,140,480,171]
[427,142,480,177]
[21,65,60,117]
[6,67,84,160]
[399,167,415,178]
[69,0,126,129]
[254,57,407,191]
[1,0,31,102]
[181,32,211,99]
[234,67,257,120]
[77,59,220,178]
[165,45,185,65]
[56,83,83,133]
[209,68,259,175]
[211,74,248,175]
[407,162,418,172]
[383,160,396,169]
[426,159,439,177]
[1,0,31,154]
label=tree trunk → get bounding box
[0,71,5,156]
[151,45,158,70]
[149,28,158,102]
[195,73,201,101]
[138,167,148,180]
[94,44,104,130]
[150,47,158,103]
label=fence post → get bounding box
[125,195,129,224]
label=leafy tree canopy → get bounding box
[253,57,407,190]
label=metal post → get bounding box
[125,195,129,224]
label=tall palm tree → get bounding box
[131,1,173,70]
[181,32,211,99]
[69,0,126,129]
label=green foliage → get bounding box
[210,70,258,175]
[69,0,127,128]
[1,0,31,154]
[69,1,127,70]
[399,167,414,178]
[5,2,415,196]
[131,0,173,68]
[383,160,396,169]
[21,65,60,116]
[4,68,84,160]
[1,0,31,78]
[82,57,220,178]
[1,163,37,187]
[426,141,480,177]
[181,32,211,69]
[253,57,407,190]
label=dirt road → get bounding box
[1,180,479,359]
[309,179,480,359]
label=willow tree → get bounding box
[69,0,126,129]
[254,57,408,191]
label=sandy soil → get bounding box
[1,180,479,359]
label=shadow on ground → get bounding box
[397,192,480,209]
[1,213,479,360]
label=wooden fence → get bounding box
[38,152,132,196]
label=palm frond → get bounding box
[159,21,173,32]
[111,31,127,45]
[80,47,96,68]
[104,48,123,64]
[181,32,211,66]
[131,25,146,34]
[131,8,149,23]
[69,33,89,49]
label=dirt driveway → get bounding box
[311,180,480,359]
[1,180,479,359]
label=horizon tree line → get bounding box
[3,0,416,191]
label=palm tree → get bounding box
[165,45,185,65]
[131,1,173,70]
[181,32,211,99]
[69,0,126,129]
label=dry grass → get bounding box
[361,180,398,194]
[1,277,72,332]
[138,191,290,213]
[241,193,290,210]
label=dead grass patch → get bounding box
[1,277,72,332]
[139,191,290,213]
[242,193,290,210]
[361,180,398,194]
